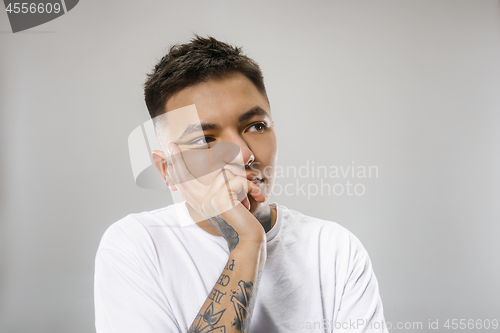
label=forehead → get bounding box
[165,72,270,120]
[156,104,201,142]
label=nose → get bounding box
[221,133,254,167]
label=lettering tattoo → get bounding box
[217,274,231,287]
[209,216,239,251]
[188,302,226,333]
[189,260,261,333]
[224,260,235,271]
[208,288,226,304]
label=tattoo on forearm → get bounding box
[230,272,261,332]
[190,260,261,333]
[246,270,262,329]
[208,288,226,304]
[188,302,226,333]
[224,260,235,271]
[217,274,230,287]
[209,216,239,251]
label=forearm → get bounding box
[187,242,266,333]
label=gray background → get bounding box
[1,0,499,332]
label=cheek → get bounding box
[254,134,278,163]
[260,145,278,171]
[258,153,278,183]
[197,171,218,186]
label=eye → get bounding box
[187,136,216,147]
[247,122,268,133]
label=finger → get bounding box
[208,169,264,204]
[202,167,247,203]
[209,176,265,215]
[247,181,265,202]
[220,171,265,203]
[241,195,251,210]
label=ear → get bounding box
[152,150,177,191]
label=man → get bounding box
[95,35,388,332]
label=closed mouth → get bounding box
[246,174,263,185]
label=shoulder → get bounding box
[279,204,357,241]
[277,204,369,259]
[96,203,183,256]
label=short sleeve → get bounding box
[333,233,388,333]
[94,220,181,333]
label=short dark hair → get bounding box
[144,35,268,119]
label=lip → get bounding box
[246,173,263,185]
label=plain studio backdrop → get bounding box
[1,1,499,332]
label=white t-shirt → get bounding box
[94,202,388,332]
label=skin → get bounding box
[152,71,278,235]
[151,72,279,332]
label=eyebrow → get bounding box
[177,123,220,141]
[238,106,270,123]
[176,105,270,141]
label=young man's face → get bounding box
[162,72,278,215]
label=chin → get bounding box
[248,195,268,215]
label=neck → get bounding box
[255,204,275,233]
